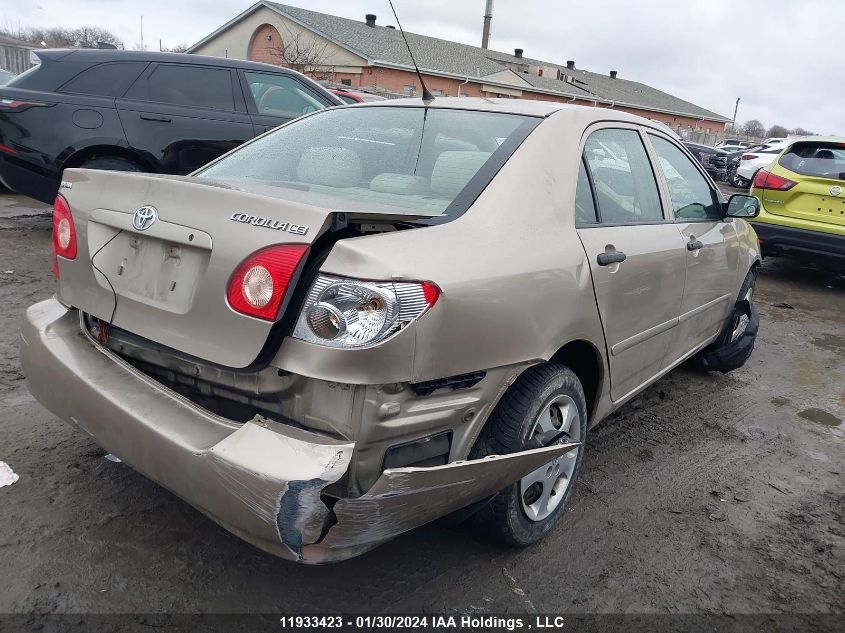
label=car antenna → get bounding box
[387,0,434,102]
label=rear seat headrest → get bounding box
[430,151,492,198]
[369,173,429,195]
[297,147,362,187]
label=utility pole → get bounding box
[732,97,740,133]
[481,0,494,49]
[140,15,144,51]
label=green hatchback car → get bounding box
[750,137,845,260]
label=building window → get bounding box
[340,79,351,86]
[431,89,443,96]
[403,85,415,95]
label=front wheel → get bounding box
[689,268,759,373]
[469,362,587,547]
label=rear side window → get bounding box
[575,159,598,224]
[60,62,148,97]
[649,134,721,220]
[127,64,235,111]
[779,142,845,179]
[584,128,663,223]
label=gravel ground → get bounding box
[0,191,842,627]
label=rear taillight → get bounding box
[752,169,796,191]
[0,99,47,110]
[52,194,77,277]
[226,244,309,321]
[292,275,440,349]
[740,154,757,161]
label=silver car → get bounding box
[21,98,762,563]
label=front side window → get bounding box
[196,106,539,218]
[649,134,720,220]
[243,72,329,118]
[583,128,663,223]
[129,64,235,111]
[779,142,845,178]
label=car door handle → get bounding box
[596,251,627,266]
[687,239,704,251]
[140,114,171,123]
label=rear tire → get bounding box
[78,157,143,172]
[468,362,587,547]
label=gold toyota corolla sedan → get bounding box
[20,98,762,563]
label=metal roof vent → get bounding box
[514,48,523,58]
[365,14,377,27]
[610,70,618,78]
[566,60,575,70]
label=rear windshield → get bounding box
[196,106,539,218]
[779,142,845,179]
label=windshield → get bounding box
[196,106,539,217]
[779,141,845,179]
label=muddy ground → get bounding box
[0,191,843,626]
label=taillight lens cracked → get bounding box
[226,244,308,321]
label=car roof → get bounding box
[35,48,302,74]
[354,96,676,129]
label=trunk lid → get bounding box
[57,169,411,368]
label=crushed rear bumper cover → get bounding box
[20,298,578,563]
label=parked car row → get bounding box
[683,141,729,181]
[0,49,342,203]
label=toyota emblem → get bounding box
[133,205,158,231]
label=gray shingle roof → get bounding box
[258,2,728,121]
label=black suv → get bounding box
[0,49,341,203]
[683,142,729,182]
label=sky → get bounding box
[3,0,841,134]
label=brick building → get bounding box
[187,2,729,134]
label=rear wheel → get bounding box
[78,156,143,172]
[468,362,587,547]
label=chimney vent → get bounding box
[610,70,618,78]
[365,14,376,27]
[566,60,575,70]
[514,48,523,58]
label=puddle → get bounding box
[811,333,845,355]
[798,408,842,427]
[771,396,791,407]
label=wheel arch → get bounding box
[549,339,605,423]
[62,145,158,173]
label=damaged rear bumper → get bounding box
[20,298,578,563]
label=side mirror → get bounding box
[724,194,760,218]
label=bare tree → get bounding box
[267,26,332,77]
[791,127,813,136]
[742,119,765,138]
[0,23,123,49]
[766,124,789,138]
[161,43,189,53]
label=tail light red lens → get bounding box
[752,169,796,191]
[226,244,309,321]
[52,194,77,277]
[740,154,757,161]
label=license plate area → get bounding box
[90,227,210,314]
